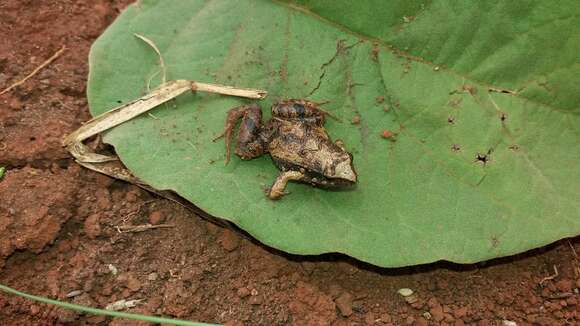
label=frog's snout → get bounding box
[334,159,357,183]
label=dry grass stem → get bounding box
[0,46,66,96]
[191,81,267,99]
[116,224,175,233]
[134,33,167,84]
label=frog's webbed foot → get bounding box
[266,170,305,200]
[214,104,263,164]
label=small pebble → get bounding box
[147,273,159,281]
[218,229,240,252]
[83,214,101,239]
[30,305,40,315]
[381,129,395,140]
[237,287,250,298]
[125,190,139,202]
[398,288,414,297]
[555,279,573,293]
[248,295,263,305]
[502,320,517,326]
[148,210,165,225]
[335,292,354,317]
[126,275,142,292]
[105,299,143,311]
[66,290,83,298]
[108,264,118,276]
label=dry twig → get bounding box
[62,34,267,224]
[568,240,580,277]
[116,223,175,233]
[0,46,66,96]
[539,265,559,285]
[119,199,157,224]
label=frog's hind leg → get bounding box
[272,99,341,125]
[214,104,264,164]
[267,170,305,200]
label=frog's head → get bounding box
[334,154,357,183]
[328,152,357,184]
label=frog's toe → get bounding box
[266,187,287,200]
[267,170,303,200]
[212,131,226,142]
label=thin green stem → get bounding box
[0,283,219,326]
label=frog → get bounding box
[214,99,357,199]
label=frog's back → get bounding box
[268,120,342,177]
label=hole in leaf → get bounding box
[475,149,493,165]
[451,144,461,152]
[500,112,508,122]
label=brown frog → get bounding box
[215,99,357,199]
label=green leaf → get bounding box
[88,0,580,267]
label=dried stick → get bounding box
[63,34,268,218]
[539,265,559,285]
[63,80,266,162]
[191,81,267,99]
[0,46,66,96]
[62,80,267,193]
[116,224,175,233]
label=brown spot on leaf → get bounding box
[371,42,380,62]
[381,130,396,140]
[462,84,477,96]
[490,236,500,248]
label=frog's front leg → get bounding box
[214,104,266,164]
[267,170,305,200]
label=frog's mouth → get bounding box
[304,171,357,190]
[326,177,358,189]
[333,158,357,183]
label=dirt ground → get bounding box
[0,1,578,325]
